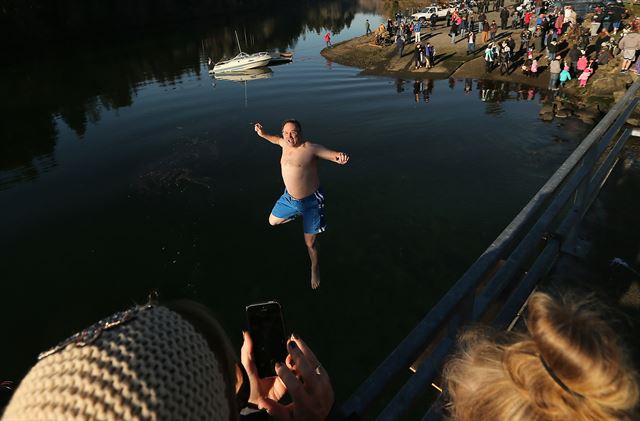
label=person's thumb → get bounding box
[258,397,291,421]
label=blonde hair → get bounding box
[443,292,639,421]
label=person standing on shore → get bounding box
[450,19,459,44]
[365,19,371,35]
[413,43,422,69]
[324,32,332,48]
[254,120,350,289]
[579,65,593,87]
[548,54,561,90]
[500,7,510,29]
[489,20,498,42]
[534,26,543,51]
[567,44,580,74]
[547,39,558,60]
[530,58,538,77]
[460,18,468,39]
[467,31,476,55]
[485,43,495,72]
[618,29,640,73]
[559,66,571,87]
[563,5,576,33]
[524,10,533,29]
[520,28,532,51]
[577,54,588,73]
[414,20,422,44]
[396,31,405,57]
[426,42,435,68]
[481,14,489,42]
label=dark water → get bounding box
[0,2,592,408]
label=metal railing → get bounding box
[342,79,640,420]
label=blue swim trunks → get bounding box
[271,188,326,234]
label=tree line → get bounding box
[0,0,297,45]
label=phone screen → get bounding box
[246,301,287,378]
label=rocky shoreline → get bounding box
[321,8,640,125]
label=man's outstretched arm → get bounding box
[254,122,282,145]
[312,143,350,165]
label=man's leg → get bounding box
[304,234,320,289]
[269,213,296,226]
[269,192,299,226]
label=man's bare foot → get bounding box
[311,265,320,289]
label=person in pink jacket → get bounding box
[579,67,592,87]
[530,59,538,77]
[555,14,564,35]
[577,55,588,72]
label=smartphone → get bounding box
[246,301,288,378]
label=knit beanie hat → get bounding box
[2,305,231,421]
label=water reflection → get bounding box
[0,0,359,188]
[394,78,549,112]
[213,67,273,82]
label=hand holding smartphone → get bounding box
[245,301,287,378]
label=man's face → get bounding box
[282,122,302,146]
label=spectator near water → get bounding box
[413,43,423,69]
[324,32,332,48]
[559,65,571,87]
[478,12,486,33]
[500,7,509,29]
[547,39,557,60]
[567,44,580,74]
[530,58,538,77]
[426,42,435,68]
[579,65,593,87]
[451,14,459,44]
[520,28,532,51]
[548,55,561,90]
[489,20,498,41]
[396,31,405,57]
[618,29,640,73]
[467,31,476,55]
[577,54,588,72]
[484,43,495,72]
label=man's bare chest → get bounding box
[281,148,315,168]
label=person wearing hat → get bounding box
[2,300,339,420]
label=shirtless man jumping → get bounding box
[254,119,349,289]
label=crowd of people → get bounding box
[475,0,640,90]
[364,0,640,93]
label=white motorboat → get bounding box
[212,51,271,73]
[210,30,271,73]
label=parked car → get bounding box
[411,5,456,22]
